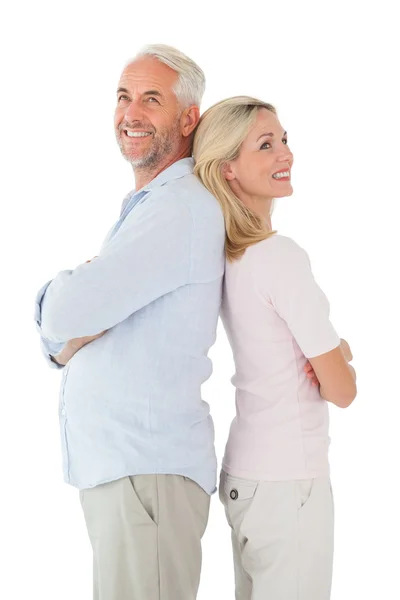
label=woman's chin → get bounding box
[274,184,293,198]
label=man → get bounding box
[35,44,225,600]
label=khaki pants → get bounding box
[220,471,334,600]
[80,474,210,600]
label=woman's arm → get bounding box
[304,338,356,396]
[309,342,357,408]
[255,237,357,408]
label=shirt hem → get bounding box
[221,461,330,482]
[65,467,216,496]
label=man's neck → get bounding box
[133,148,192,192]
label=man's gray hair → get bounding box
[127,44,206,108]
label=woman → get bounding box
[193,97,356,599]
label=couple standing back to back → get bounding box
[35,44,357,600]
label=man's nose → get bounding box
[124,99,144,124]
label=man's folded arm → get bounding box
[34,282,67,368]
[36,196,192,343]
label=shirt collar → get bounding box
[143,157,194,192]
[120,157,194,215]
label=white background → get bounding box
[1,0,399,598]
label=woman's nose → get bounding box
[278,145,293,164]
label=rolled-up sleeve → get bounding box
[35,282,67,368]
[37,193,193,343]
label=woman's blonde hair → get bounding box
[193,96,277,261]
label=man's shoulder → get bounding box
[170,172,218,201]
[149,172,223,220]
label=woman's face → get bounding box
[224,108,294,203]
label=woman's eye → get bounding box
[260,142,271,150]
[282,138,288,145]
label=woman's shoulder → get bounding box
[247,234,309,265]
[242,235,317,299]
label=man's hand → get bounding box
[52,331,107,366]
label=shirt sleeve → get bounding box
[34,282,67,369]
[37,192,192,343]
[254,236,340,358]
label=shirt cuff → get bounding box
[35,281,52,331]
[35,281,66,369]
[40,337,66,369]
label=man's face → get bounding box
[114,58,183,169]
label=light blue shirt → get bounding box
[35,158,225,493]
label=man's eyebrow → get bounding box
[257,131,287,142]
[143,90,163,98]
[116,88,164,98]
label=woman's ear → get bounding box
[222,162,236,181]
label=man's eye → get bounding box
[118,95,129,102]
[147,97,159,103]
[260,142,271,150]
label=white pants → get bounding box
[220,471,334,600]
[80,475,210,600]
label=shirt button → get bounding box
[61,409,66,416]
[230,489,239,500]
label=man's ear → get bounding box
[222,162,236,181]
[181,105,200,137]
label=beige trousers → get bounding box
[80,474,210,600]
[220,471,334,600]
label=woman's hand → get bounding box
[340,338,353,362]
[304,338,355,390]
[304,361,319,387]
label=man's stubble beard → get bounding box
[117,119,182,170]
